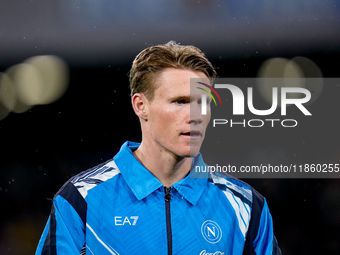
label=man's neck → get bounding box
[133,141,193,187]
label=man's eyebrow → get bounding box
[169,95,191,101]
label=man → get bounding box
[36,42,281,254]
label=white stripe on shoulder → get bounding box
[210,174,252,238]
[72,160,120,199]
[223,190,251,238]
[211,173,252,202]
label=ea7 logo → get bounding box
[114,216,139,226]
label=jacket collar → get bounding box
[114,141,207,205]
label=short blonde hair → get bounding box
[129,41,216,100]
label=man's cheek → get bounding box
[204,114,211,125]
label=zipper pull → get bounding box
[164,187,172,202]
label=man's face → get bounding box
[144,68,211,158]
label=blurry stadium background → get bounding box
[0,1,340,254]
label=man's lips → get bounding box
[181,131,202,137]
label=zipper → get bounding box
[164,186,173,255]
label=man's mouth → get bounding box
[181,131,202,137]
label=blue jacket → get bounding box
[36,141,281,255]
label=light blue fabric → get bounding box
[36,141,279,255]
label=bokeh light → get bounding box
[0,55,69,121]
[22,56,69,105]
[0,71,32,114]
[257,57,323,106]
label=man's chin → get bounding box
[176,140,202,158]
[177,147,200,158]
[188,145,201,157]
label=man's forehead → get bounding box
[154,68,208,83]
[151,68,210,97]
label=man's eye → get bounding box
[175,99,187,104]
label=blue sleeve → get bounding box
[35,182,87,254]
[243,188,281,255]
[253,199,281,255]
[36,217,51,255]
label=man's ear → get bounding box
[131,93,148,121]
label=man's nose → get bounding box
[189,103,203,124]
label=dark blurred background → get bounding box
[0,1,340,254]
